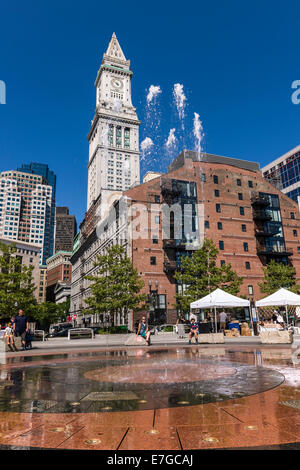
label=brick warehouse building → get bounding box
[46,250,72,302]
[70,150,300,329]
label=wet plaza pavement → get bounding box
[0,345,299,450]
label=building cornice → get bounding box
[87,112,140,141]
[95,64,132,87]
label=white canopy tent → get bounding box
[255,288,300,324]
[190,288,250,332]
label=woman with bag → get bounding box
[176,314,186,338]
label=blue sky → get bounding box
[0,0,299,225]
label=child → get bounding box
[4,323,15,350]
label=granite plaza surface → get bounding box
[0,343,300,450]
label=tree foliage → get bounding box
[174,239,243,312]
[258,260,300,295]
[0,241,37,320]
[32,301,68,330]
[84,244,146,321]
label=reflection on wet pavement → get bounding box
[0,345,299,449]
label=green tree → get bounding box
[0,241,37,320]
[258,259,300,294]
[33,301,67,330]
[174,239,243,312]
[84,244,146,324]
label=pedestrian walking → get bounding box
[219,310,227,332]
[13,310,29,351]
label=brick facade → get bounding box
[71,151,300,329]
[124,152,300,327]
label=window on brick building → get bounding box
[248,181,253,188]
[152,236,158,244]
[291,212,295,219]
[243,242,249,252]
[213,175,218,184]
[205,221,210,228]
[298,247,300,254]
[217,222,222,230]
[248,285,253,295]
[242,224,247,232]
[219,240,224,250]
[150,256,156,265]
[245,261,251,269]
[220,260,225,266]
[201,173,206,182]
[238,193,243,200]
[216,204,221,213]
[240,207,245,216]
[293,230,297,237]
[237,179,241,186]
[154,195,160,203]
[215,189,220,197]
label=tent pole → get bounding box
[285,305,288,328]
[214,306,217,333]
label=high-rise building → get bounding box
[16,162,56,259]
[55,207,77,253]
[87,32,140,216]
[262,145,300,203]
[0,170,55,264]
[17,163,56,197]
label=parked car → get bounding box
[49,328,70,338]
[49,323,73,335]
[155,324,175,333]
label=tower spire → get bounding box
[105,32,127,62]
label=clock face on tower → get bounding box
[111,78,123,90]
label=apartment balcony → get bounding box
[161,179,180,198]
[163,239,186,250]
[163,260,177,273]
[254,229,274,238]
[256,245,293,257]
[252,210,272,222]
[251,193,270,208]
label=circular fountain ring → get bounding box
[0,349,285,413]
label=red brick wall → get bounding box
[125,159,300,324]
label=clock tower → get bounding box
[87,33,140,213]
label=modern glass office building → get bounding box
[262,145,300,204]
[15,163,56,264]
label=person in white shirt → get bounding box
[219,311,227,331]
[4,323,14,349]
[276,312,284,327]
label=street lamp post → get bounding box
[148,280,158,325]
[250,297,259,336]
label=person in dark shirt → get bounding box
[13,310,29,351]
[188,317,199,345]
